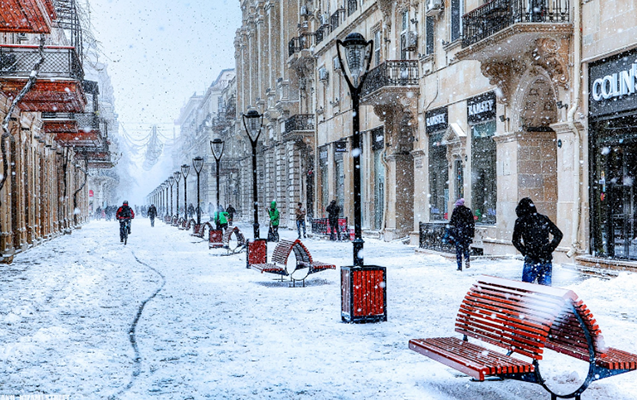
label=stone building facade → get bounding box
[0,0,114,263]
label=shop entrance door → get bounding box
[595,142,637,260]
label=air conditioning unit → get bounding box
[318,67,329,81]
[426,0,444,16]
[320,12,329,25]
[402,31,418,51]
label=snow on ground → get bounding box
[1,218,637,399]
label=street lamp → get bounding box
[181,164,190,221]
[336,32,373,267]
[193,156,204,225]
[336,33,386,324]
[164,180,169,218]
[168,176,175,217]
[173,171,181,218]
[242,109,263,239]
[210,138,224,217]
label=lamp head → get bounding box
[168,176,175,185]
[242,109,263,142]
[173,171,181,182]
[193,156,204,173]
[210,138,224,160]
[181,163,190,177]
[337,32,373,89]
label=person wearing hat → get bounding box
[449,198,475,271]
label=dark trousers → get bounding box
[329,220,340,240]
[522,260,552,286]
[150,216,155,227]
[455,241,470,270]
[297,220,306,238]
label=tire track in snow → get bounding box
[110,251,166,399]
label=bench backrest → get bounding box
[456,276,605,360]
[271,240,296,265]
[291,240,313,265]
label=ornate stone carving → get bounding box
[480,61,525,105]
[532,38,569,89]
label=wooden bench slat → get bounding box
[459,300,554,334]
[598,348,637,370]
[466,288,569,323]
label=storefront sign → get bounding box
[589,48,637,117]
[371,127,384,151]
[334,140,347,152]
[425,107,448,133]
[467,91,496,123]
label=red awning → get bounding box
[0,0,56,34]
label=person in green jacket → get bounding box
[267,200,280,242]
[214,205,229,231]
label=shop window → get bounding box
[374,30,381,66]
[471,120,496,224]
[319,147,329,215]
[429,133,449,220]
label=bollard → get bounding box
[341,266,387,323]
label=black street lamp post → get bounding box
[337,33,387,324]
[242,110,263,239]
[168,176,175,217]
[164,181,169,218]
[173,171,181,218]
[210,138,225,215]
[193,156,204,225]
[182,164,190,221]
[336,32,373,267]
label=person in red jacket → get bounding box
[116,200,135,241]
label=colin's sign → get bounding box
[589,49,637,117]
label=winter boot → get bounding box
[465,259,470,269]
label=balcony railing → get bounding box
[285,114,315,134]
[0,45,83,81]
[75,112,100,133]
[315,24,332,45]
[361,60,419,98]
[331,8,346,31]
[462,0,570,47]
[288,32,316,57]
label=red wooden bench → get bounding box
[222,226,246,253]
[249,239,336,286]
[409,276,637,400]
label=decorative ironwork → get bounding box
[0,45,83,80]
[315,24,331,44]
[331,8,345,31]
[462,0,570,48]
[419,222,455,254]
[361,60,419,97]
[288,32,316,57]
[210,114,228,132]
[284,114,314,134]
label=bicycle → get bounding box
[120,219,131,245]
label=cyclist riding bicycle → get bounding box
[116,200,135,242]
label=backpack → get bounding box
[120,206,131,219]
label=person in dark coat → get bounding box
[512,197,563,286]
[188,203,195,219]
[449,198,475,271]
[147,204,157,227]
[226,204,236,226]
[326,200,340,241]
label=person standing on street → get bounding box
[512,197,563,286]
[295,202,307,239]
[449,198,475,271]
[326,200,340,241]
[267,200,280,242]
[147,204,157,227]
[226,204,236,226]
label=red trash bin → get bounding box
[246,238,267,268]
[341,266,387,323]
[209,229,224,248]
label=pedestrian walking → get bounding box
[226,204,236,226]
[512,197,563,286]
[326,200,340,241]
[188,203,195,219]
[295,202,307,239]
[147,204,157,227]
[449,198,475,271]
[266,200,280,242]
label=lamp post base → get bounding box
[253,222,260,240]
[353,238,364,267]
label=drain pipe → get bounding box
[566,0,582,258]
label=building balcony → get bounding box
[288,32,315,62]
[360,60,420,106]
[283,114,314,141]
[85,151,114,169]
[457,0,571,63]
[0,0,56,34]
[0,45,86,112]
[46,112,102,148]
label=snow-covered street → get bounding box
[2,219,637,399]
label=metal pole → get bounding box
[176,182,179,218]
[251,140,259,239]
[216,158,221,213]
[184,178,188,221]
[170,184,173,217]
[352,88,364,267]
[197,172,201,225]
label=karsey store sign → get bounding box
[589,48,637,117]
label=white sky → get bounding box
[87,0,241,202]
